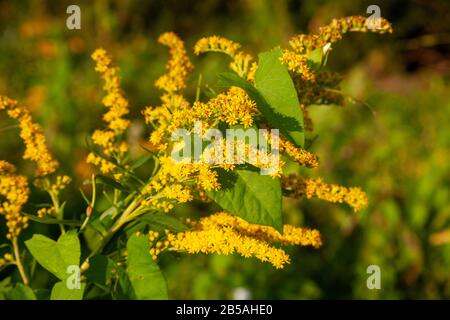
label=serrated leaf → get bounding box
[126,235,168,300]
[255,48,304,147]
[50,281,85,300]
[139,213,189,232]
[207,166,283,231]
[25,230,81,281]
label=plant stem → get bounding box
[12,237,29,285]
[49,190,65,234]
[80,197,143,272]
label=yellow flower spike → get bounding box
[155,32,193,94]
[88,48,130,174]
[194,36,241,57]
[282,174,368,212]
[0,96,59,176]
[163,212,321,269]
[288,16,393,54]
[0,161,30,239]
[194,36,255,78]
[282,16,392,80]
[279,137,319,168]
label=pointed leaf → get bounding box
[207,167,283,231]
[126,235,168,300]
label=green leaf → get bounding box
[207,166,283,231]
[22,212,82,226]
[3,283,37,300]
[305,47,324,71]
[255,48,304,147]
[217,70,304,148]
[139,213,189,232]
[84,255,115,288]
[126,235,168,300]
[130,154,154,170]
[50,281,85,300]
[112,267,135,300]
[96,175,129,193]
[25,230,81,281]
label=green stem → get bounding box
[80,197,143,272]
[49,190,65,234]
[12,237,29,285]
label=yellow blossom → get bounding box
[282,174,368,212]
[0,161,30,239]
[288,16,393,54]
[155,32,193,94]
[194,36,241,57]
[282,16,392,80]
[0,96,59,176]
[279,137,319,168]
[88,48,130,174]
[280,49,316,81]
[194,36,255,78]
[158,212,322,269]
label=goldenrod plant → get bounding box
[0,16,391,299]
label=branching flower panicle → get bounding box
[149,212,322,269]
[282,16,393,80]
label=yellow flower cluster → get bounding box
[87,48,130,174]
[195,212,322,248]
[262,130,318,169]
[0,161,30,239]
[144,86,257,146]
[155,32,193,94]
[148,230,169,260]
[282,16,393,80]
[289,16,392,54]
[143,93,191,152]
[189,86,258,128]
[0,96,58,176]
[50,175,71,194]
[0,253,14,267]
[33,175,70,218]
[282,174,368,212]
[280,50,316,81]
[149,212,321,269]
[194,35,241,56]
[37,207,55,218]
[194,36,255,79]
[142,156,220,212]
[279,136,319,168]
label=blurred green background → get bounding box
[1,0,450,299]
